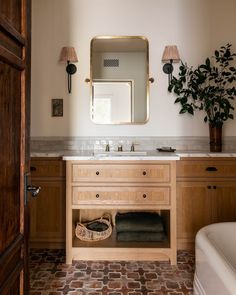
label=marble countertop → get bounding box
[30,150,236,160]
[31,150,179,160]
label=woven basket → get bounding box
[75,213,112,242]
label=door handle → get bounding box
[27,185,41,197]
[24,173,41,205]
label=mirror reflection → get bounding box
[90,36,149,124]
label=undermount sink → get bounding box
[93,151,147,156]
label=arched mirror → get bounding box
[90,36,150,124]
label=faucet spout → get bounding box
[117,145,123,152]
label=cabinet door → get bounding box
[212,182,236,223]
[29,180,65,248]
[177,181,212,249]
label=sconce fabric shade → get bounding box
[162,45,180,63]
[59,47,78,62]
[162,45,180,85]
[59,46,78,93]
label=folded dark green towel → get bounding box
[117,231,166,242]
[115,212,164,233]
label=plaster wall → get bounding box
[31,0,236,137]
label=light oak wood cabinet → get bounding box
[66,160,177,265]
[29,157,66,249]
[177,158,236,250]
[29,156,236,253]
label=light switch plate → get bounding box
[51,98,63,117]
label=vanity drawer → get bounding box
[72,186,170,206]
[31,158,65,178]
[177,159,236,178]
[71,163,170,183]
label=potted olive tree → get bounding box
[168,43,236,152]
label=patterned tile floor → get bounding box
[30,249,195,295]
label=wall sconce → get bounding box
[162,45,180,84]
[59,46,78,93]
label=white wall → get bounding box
[31,0,236,137]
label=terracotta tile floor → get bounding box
[30,249,195,295]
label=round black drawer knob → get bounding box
[96,194,100,198]
[143,171,147,176]
[96,171,100,175]
[143,194,147,198]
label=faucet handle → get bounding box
[105,144,110,152]
[130,143,135,152]
[130,142,139,152]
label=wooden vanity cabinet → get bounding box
[66,160,177,265]
[29,157,66,249]
[177,158,236,250]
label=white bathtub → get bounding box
[194,222,236,295]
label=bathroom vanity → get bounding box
[29,151,236,264]
[63,156,178,265]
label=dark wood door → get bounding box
[0,0,31,294]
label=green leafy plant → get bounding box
[168,43,236,127]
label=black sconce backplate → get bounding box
[163,63,173,74]
[66,63,77,75]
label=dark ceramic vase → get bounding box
[209,123,222,152]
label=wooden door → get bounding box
[29,158,66,249]
[0,0,31,294]
[177,181,212,249]
[29,179,66,249]
[212,182,236,223]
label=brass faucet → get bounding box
[117,145,123,152]
[130,143,135,152]
[105,144,110,152]
[130,142,139,152]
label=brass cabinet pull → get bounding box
[96,171,100,175]
[30,166,36,171]
[96,194,100,198]
[206,167,217,172]
[207,185,217,189]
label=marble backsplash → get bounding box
[30,136,236,153]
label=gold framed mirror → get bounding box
[90,36,149,124]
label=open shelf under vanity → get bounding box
[71,225,171,260]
